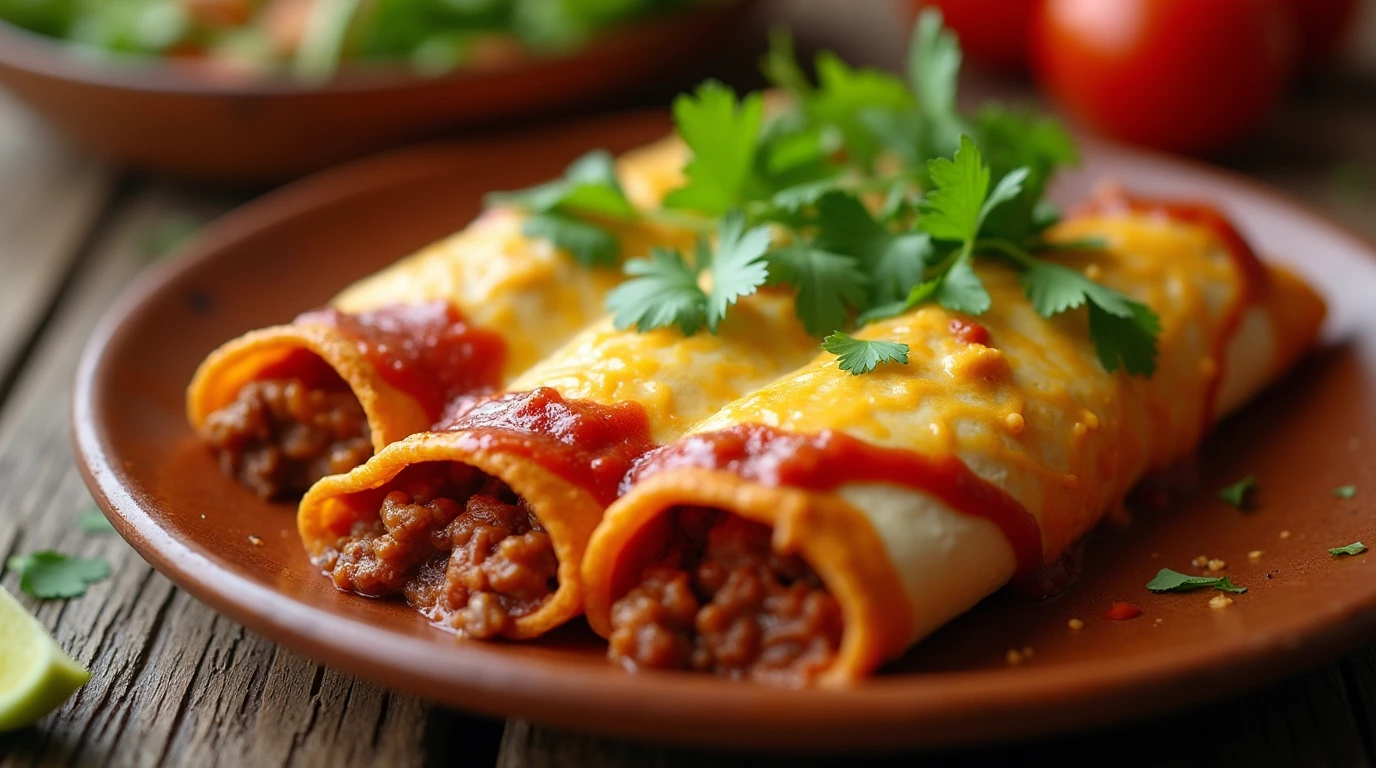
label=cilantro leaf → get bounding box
[754,117,838,197]
[823,331,910,375]
[814,192,930,306]
[759,28,813,100]
[6,551,111,600]
[522,212,620,268]
[1020,260,1094,315]
[934,257,991,314]
[973,106,1078,241]
[705,211,772,331]
[1019,258,1160,376]
[805,51,914,168]
[771,179,843,213]
[1087,300,1160,376]
[1146,568,1247,594]
[663,81,765,216]
[982,167,1029,223]
[78,510,116,534]
[907,7,965,159]
[858,278,939,325]
[1334,485,1357,499]
[919,135,990,244]
[1218,475,1257,509]
[606,247,706,336]
[491,149,637,220]
[1330,542,1367,557]
[766,246,869,336]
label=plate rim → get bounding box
[71,121,1376,751]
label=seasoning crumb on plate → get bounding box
[248,535,263,546]
[1280,530,1292,539]
[1209,595,1235,610]
[1207,558,1227,572]
[1248,550,1264,563]
[1191,555,1209,568]
[1067,618,1084,631]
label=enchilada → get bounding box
[581,197,1326,685]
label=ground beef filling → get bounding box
[322,463,558,639]
[202,378,374,499]
[608,508,843,684]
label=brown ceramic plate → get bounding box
[0,2,745,182]
[73,110,1376,751]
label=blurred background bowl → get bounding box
[0,1,747,183]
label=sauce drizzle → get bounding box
[438,387,656,507]
[296,301,506,422]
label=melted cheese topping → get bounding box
[510,289,819,445]
[692,214,1245,558]
[330,137,694,379]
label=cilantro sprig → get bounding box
[1218,475,1257,509]
[1147,568,1248,595]
[493,9,1164,377]
[489,150,639,268]
[606,211,772,336]
[823,332,909,375]
[6,552,111,600]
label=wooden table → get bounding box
[3,2,1376,765]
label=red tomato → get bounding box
[1032,0,1297,154]
[1280,0,1358,65]
[914,0,1036,72]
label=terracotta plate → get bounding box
[73,111,1376,750]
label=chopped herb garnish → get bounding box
[77,511,116,534]
[663,81,767,216]
[1329,542,1367,557]
[605,211,771,336]
[496,9,1162,376]
[492,149,638,221]
[1333,485,1357,500]
[491,149,639,268]
[1218,475,1257,509]
[5,552,111,600]
[521,212,621,268]
[1146,568,1247,594]
[605,247,707,337]
[822,332,910,375]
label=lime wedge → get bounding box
[0,585,89,732]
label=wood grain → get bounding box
[0,94,112,395]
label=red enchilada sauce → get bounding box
[436,387,655,507]
[203,301,506,499]
[297,301,506,422]
[324,388,655,637]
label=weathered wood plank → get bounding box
[0,181,501,767]
[0,93,114,390]
[497,656,1373,767]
